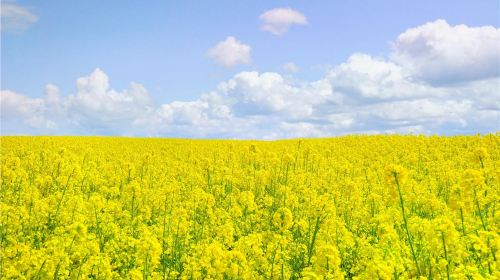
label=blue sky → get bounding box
[1,0,499,138]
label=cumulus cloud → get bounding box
[391,19,500,85]
[260,7,307,35]
[0,90,51,130]
[68,69,154,128]
[1,69,155,135]
[2,20,499,138]
[327,53,431,100]
[211,71,337,119]
[207,36,251,67]
[1,2,38,33]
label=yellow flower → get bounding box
[473,147,489,162]
[273,207,293,231]
[1,135,499,279]
[283,153,294,165]
[249,144,259,154]
[462,169,484,189]
[71,222,87,240]
[385,164,408,185]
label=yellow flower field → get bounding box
[1,135,498,279]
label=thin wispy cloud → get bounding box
[283,62,299,73]
[1,2,38,33]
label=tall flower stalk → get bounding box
[387,164,421,277]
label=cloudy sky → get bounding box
[1,0,499,138]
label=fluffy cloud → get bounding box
[2,20,499,138]
[131,71,338,138]
[68,69,154,127]
[1,69,155,135]
[1,2,38,33]
[260,8,307,35]
[207,36,251,67]
[0,90,51,132]
[211,71,338,119]
[327,53,432,99]
[391,19,500,85]
[2,67,498,138]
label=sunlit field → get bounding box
[1,135,498,279]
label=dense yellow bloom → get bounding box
[473,147,490,164]
[0,135,498,279]
[272,207,293,231]
[385,164,408,185]
[462,169,485,188]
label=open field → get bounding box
[1,135,498,279]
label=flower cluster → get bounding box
[0,135,498,279]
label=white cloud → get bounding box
[207,36,251,68]
[1,69,155,135]
[2,66,499,138]
[2,20,499,138]
[327,53,432,99]
[131,71,338,138]
[208,71,338,119]
[391,19,500,85]
[0,90,50,129]
[260,7,307,35]
[1,2,38,33]
[283,62,299,73]
[71,69,154,118]
[44,84,60,106]
[366,99,472,124]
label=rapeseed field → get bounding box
[0,135,498,279]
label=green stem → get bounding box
[394,174,421,277]
[307,217,321,265]
[441,232,450,280]
[473,189,487,231]
[460,208,466,236]
[162,195,168,280]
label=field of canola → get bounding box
[0,135,498,279]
